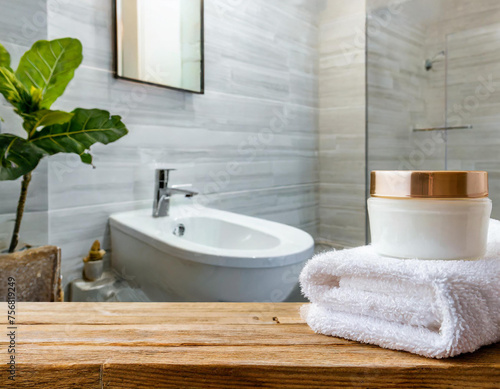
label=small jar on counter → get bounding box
[368,171,492,260]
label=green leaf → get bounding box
[0,43,11,70]
[0,134,44,180]
[16,38,83,109]
[30,108,128,164]
[0,67,33,112]
[22,109,73,136]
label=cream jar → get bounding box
[368,171,492,260]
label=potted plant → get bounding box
[0,38,128,301]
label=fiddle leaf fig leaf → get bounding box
[22,109,73,136]
[0,43,11,70]
[0,134,44,180]
[30,108,128,164]
[16,38,83,109]
[0,67,33,112]
[29,85,43,107]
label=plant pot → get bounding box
[0,246,63,302]
[83,260,104,281]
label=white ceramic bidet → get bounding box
[109,200,314,302]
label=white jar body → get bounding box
[368,197,492,260]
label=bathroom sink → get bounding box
[109,201,314,302]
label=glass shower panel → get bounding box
[446,23,500,219]
[366,0,500,241]
[366,1,446,176]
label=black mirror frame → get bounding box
[112,0,205,94]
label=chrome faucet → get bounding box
[153,169,198,217]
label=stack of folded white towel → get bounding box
[299,219,500,358]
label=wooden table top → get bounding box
[1,302,499,388]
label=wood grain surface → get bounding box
[0,303,498,388]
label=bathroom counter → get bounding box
[2,303,499,388]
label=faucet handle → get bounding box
[156,168,176,184]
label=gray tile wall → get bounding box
[432,1,500,219]
[317,0,367,248]
[0,0,321,286]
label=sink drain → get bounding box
[173,223,185,237]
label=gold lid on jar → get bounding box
[370,171,488,199]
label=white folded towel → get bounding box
[300,219,500,358]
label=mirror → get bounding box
[114,0,204,93]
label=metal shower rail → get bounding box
[413,125,473,132]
